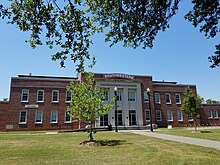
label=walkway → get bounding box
[122,130,220,150]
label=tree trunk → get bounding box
[194,119,197,131]
[78,119,81,129]
[89,121,93,142]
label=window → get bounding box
[145,110,150,121]
[156,110,162,121]
[65,110,72,123]
[100,114,108,126]
[188,112,193,121]
[103,90,109,102]
[208,110,213,119]
[37,90,44,102]
[66,91,72,102]
[52,90,59,102]
[144,91,149,102]
[155,93,160,104]
[167,111,173,121]
[128,90,136,101]
[116,90,122,101]
[178,110,183,121]
[35,111,43,123]
[213,110,218,119]
[19,111,27,124]
[51,110,58,123]
[175,94,181,104]
[165,93,171,104]
[21,89,29,102]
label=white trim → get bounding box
[177,110,183,121]
[65,91,72,103]
[52,90,59,103]
[155,93,161,104]
[65,110,72,123]
[208,110,213,119]
[21,89,29,102]
[37,90,44,102]
[156,110,162,121]
[19,110,27,124]
[167,110,173,121]
[144,91,149,103]
[128,90,136,102]
[35,110,43,124]
[213,110,218,119]
[175,94,181,104]
[50,110,58,123]
[165,93,171,104]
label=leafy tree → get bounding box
[67,61,113,141]
[206,99,220,104]
[1,1,220,70]
[181,88,203,131]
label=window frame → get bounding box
[128,90,136,102]
[188,112,193,121]
[37,90,44,102]
[213,110,218,119]
[66,91,72,102]
[165,93,171,104]
[65,110,72,123]
[175,94,181,104]
[52,90,59,103]
[177,110,183,121]
[167,110,173,121]
[100,114,109,126]
[21,89,29,102]
[144,91,149,102]
[103,89,109,102]
[145,109,150,121]
[116,90,123,102]
[156,110,162,121]
[208,110,213,119]
[35,110,43,124]
[50,110,58,123]
[19,110,27,124]
[154,93,161,104]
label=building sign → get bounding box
[25,104,39,108]
[104,73,134,80]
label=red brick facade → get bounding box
[0,73,220,131]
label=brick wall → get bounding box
[0,101,9,131]
[5,76,80,131]
[200,104,220,126]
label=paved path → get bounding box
[122,130,220,150]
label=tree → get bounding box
[206,99,220,104]
[67,63,113,141]
[181,88,203,131]
[1,1,220,70]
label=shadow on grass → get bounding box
[99,140,127,146]
[200,131,213,133]
[80,139,127,147]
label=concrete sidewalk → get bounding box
[122,130,220,150]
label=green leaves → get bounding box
[1,0,220,70]
[181,88,202,119]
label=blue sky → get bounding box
[0,1,220,101]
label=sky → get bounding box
[0,1,220,101]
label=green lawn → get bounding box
[0,131,220,165]
[157,127,220,141]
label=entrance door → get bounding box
[115,110,123,126]
[129,110,136,126]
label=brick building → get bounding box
[0,73,220,131]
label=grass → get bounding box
[157,127,220,141]
[0,131,220,165]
